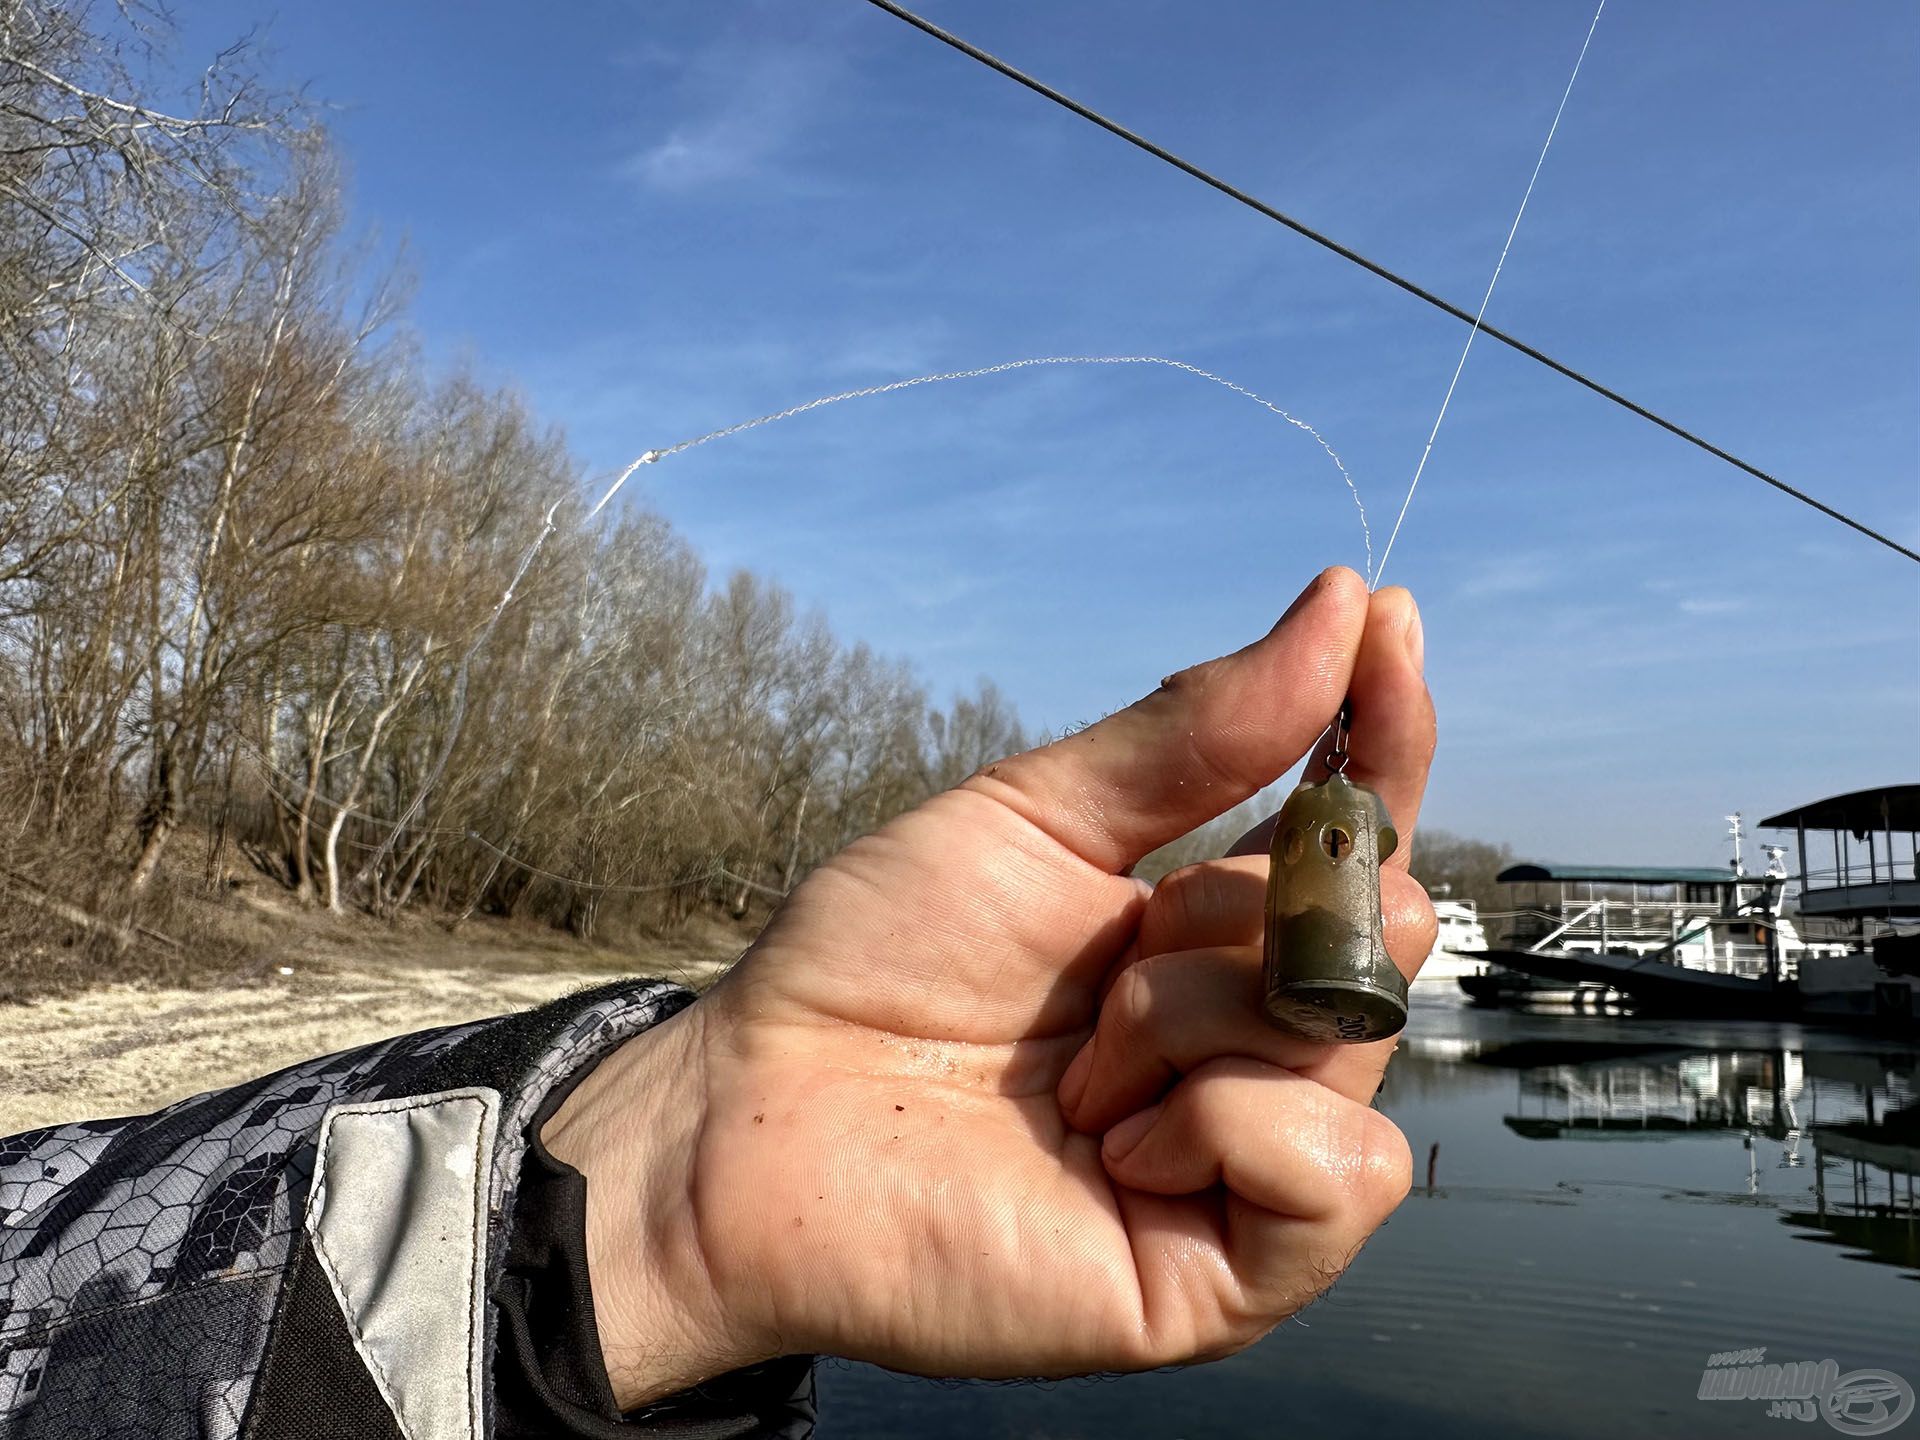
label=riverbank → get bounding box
[0,904,741,1133]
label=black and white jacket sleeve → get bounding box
[0,978,816,1440]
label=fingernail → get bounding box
[1405,608,1425,675]
[1102,1102,1163,1164]
[1057,1039,1095,1115]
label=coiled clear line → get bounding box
[346,355,1369,901]
[595,354,1374,582]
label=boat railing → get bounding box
[1523,900,1604,953]
[1801,861,1920,889]
[1484,899,1731,947]
[1513,1063,1790,1127]
[1620,944,1785,980]
[1556,936,1785,976]
[1518,1067,1715,1126]
[1479,901,1804,979]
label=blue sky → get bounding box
[174,1,1917,867]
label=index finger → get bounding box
[1227,586,1434,870]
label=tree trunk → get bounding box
[781,784,810,891]
[128,749,178,893]
[322,809,349,913]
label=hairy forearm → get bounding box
[541,997,777,1411]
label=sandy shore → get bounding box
[0,933,735,1135]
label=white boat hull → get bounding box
[1414,949,1494,984]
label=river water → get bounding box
[819,990,1920,1438]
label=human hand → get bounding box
[543,567,1437,1408]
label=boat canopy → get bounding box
[1758,784,1920,920]
[1497,863,1744,887]
[1759,784,1920,835]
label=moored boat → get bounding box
[1414,899,1491,985]
[1457,791,1918,1032]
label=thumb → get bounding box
[965,567,1368,874]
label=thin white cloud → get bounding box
[634,108,782,190]
[626,26,846,194]
[1456,558,1554,599]
[1676,595,1749,617]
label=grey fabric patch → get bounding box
[0,980,692,1438]
[306,1089,500,1440]
[0,1021,484,1439]
[0,1270,278,1440]
[399,979,695,1437]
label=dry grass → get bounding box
[0,866,750,1135]
[0,828,753,1001]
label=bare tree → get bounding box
[0,0,1039,984]
[1408,829,1515,912]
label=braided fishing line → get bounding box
[600,353,1376,580]
[326,353,1371,912]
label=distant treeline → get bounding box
[0,1,1024,956]
[1138,804,1517,918]
[1406,831,1516,913]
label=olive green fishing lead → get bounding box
[1261,704,1408,1044]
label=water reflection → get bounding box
[822,999,1920,1438]
[1398,1023,1920,1278]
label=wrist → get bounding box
[540,997,774,1410]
